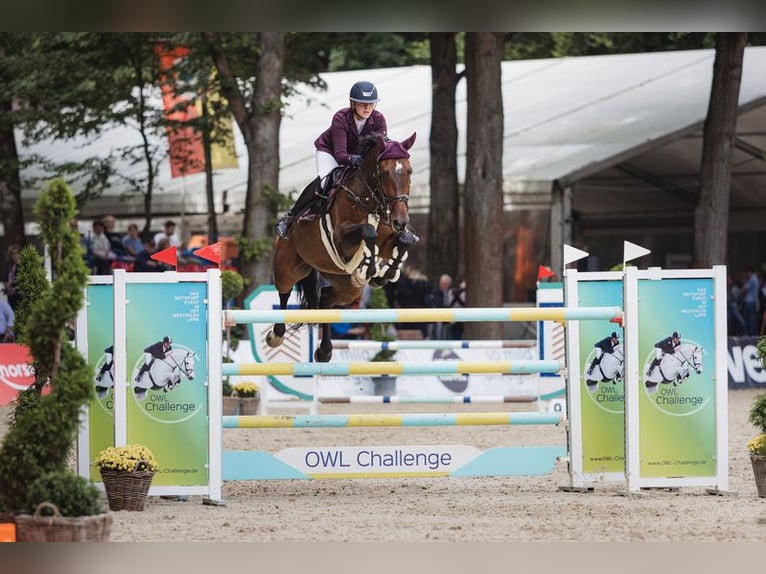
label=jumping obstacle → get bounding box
[219,303,623,481]
[318,395,537,404]
[225,305,623,325]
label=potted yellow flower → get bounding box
[94,444,158,511]
[750,335,766,497]
[233,381,260,415]
[748,392,766,498]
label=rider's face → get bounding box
[351,101,375,120]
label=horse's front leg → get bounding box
[337,222,378,279]
[371,229,419,287]
[315,323,333,363]
[266,290,292,348]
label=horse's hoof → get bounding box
[266,331,284,348]
[314,348,332,363]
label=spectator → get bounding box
[448,276,467,340]
[121,223,144,259]
[154,220,181,248]
[102,215,126,259]
[727,274,746,336]
[4,244,21,310]
[741,266,761,336]
[0,297,14,342]
[394,265,432,338]
[428,273,453,339]
[90,220,115,275]
[134,239,165,272]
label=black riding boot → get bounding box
[275,176,323,239]
[134,362,150,382]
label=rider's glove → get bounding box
[349,155,363,167]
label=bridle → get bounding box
[340,144,410,224]
[165,351,194,378]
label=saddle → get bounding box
[298,166,352,221]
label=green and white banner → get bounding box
[564,272,625,487]
[624,266,728,492]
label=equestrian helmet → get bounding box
[163,336,171,343]
[349,81,379,103]
[611,332,618,339]
[672,331,680,338]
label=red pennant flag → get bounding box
[537,265,556,281]
[194,242,221,265]
[151,246,177,269]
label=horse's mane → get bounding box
[360,132,386,156]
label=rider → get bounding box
[274,80,388,239]
[586,331,620,376]
[134,336,172,382]
[646,331,681,376]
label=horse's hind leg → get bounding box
[266,291,291,348]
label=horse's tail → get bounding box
[296,269,320,310]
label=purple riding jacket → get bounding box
[314,107,388,165]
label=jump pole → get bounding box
[330,340,537,351]
[318,395,537,404]
[225,306,623,325]
[223,411,563,428]
[222,359,562,377]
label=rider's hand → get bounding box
[349,155,363,167]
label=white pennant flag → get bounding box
[563,244,589,266]
[623,240,651,264]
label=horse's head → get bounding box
[180,350,196,380]
[362,132,416,234]
[691,345,703,374]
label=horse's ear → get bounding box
[401,132,416,150]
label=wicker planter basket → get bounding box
[14,502,113,542]
[100,464,155,511]
[752,454,766,498]
[222,395,240,415]
[239,395,260,415]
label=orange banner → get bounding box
[0,343,37,405]
[155,45,205,178]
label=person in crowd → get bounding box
[428,273,453,339]
[4,244,21,310]
[89,219,115,275]
[394,265,432,338]
[102,215,126,259]
[727,274,746,336]
[0,297,14,342]
[154,220,181,248]
[133,239,166,272]
[741,265,761,336]
[274,80,387,239]
[586,331,620,376]
[121,223,145,259]
[447,276,467,340]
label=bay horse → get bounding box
[269,132,418,362]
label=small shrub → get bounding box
[26,471,103,517]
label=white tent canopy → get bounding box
[17,47,766,240]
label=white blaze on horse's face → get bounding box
[395,161,403,173]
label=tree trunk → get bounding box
[0,90,25,249]
[463,33,505,339]
[694,33,746,267]
[205,32,285,293]
[427,33,460,282]
[241,32,285,288]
